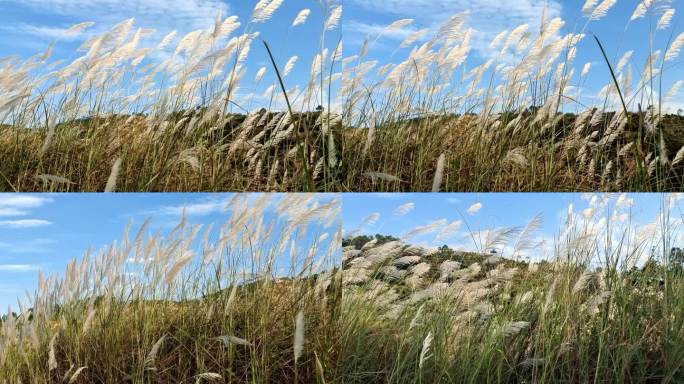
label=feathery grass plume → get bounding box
[418,331,433,370]
[292,9,311,27]
[254,66,267,83]
[665,32,684,61]
[590,0,617,20]
[283,55,298,77]
[504,148,528,167]
[178,149,200,171]
[68,367,87,383]
[467,203,482,215]
[403,219,447,240]
[673,146,684,166]
[65,22,95,36]
[572,271,594,294]
[665,80,683,101]
[511,214,542,257]
[82,307,96,334]
[582,0,599,14]
[401,28,429,48]
[393,202,415,216]
[325,6,342,30]
[363,172,403,185]
[35,175,75,186]
[144,334,167,371]
[104,158,122,193]
[216,335,253,347]
[657,9,675,30]
[48,332,58,371]
[585,290,611,315]
[431,153,445,192]
[164,251,194,284]
[196,373,222,382]
[617,50,634,72]
[435,220,462,242]
[386,19,414,32]
[157,30,177,49]
[360,212,380,228]
[409,303,425,330]
[630,1,650,21]
[294,310,305,364]
[252,0,285,23]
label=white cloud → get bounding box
[0,195,53,215]
[0,196,53,233]
[370,193,407,200]
[1,0,230,42]
[0,219,52,228]
[0,208,28,217]
[2,23,89,41]
[144,196,229,217]
[0,264,40,272]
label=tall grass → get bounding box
[0,1,343,192]
[0,193,342,383]
[340,1,684,192]
[340,194,684,382]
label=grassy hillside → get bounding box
[343,112,684,192]
[340,232,684,383]
[0,109,342,192]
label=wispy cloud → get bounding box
[0,195,53,217]
[0,264,40,272]
[0,22,90,41]
[370,193,407,200]
[0,0,230,43]
[0,219,52,228]
[0,208,28,217]
[143,196,230,217]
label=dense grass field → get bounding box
[0,194,342,383]
[2,1,684,192]
[340,196,684,383]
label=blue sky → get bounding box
[344,193,684,264]
[0,193,340,311]
[0,0,341,111]
[343,0,684,112]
